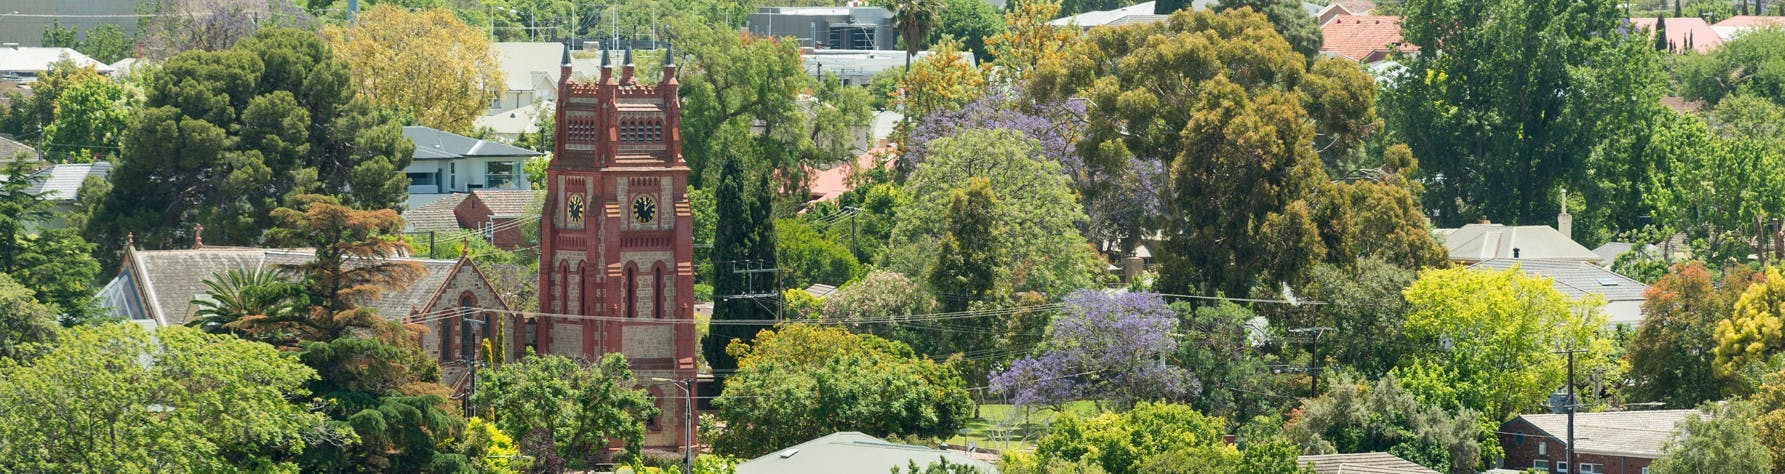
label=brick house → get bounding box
[1499,410,1696,474]
[96,242,512,392]
[455,189,543,250]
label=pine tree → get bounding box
[704,121,781,383]
[1656,16,1670,52]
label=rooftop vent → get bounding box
[778,448,800,458]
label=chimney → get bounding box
[1558,188,1573,239]
[192,224,205,249]
[1479,218,1491,225]
[1513,248,1521,259]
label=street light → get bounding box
[651,377,695,474]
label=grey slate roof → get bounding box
[1514,409,1697,459]
[1470,259,1651,326]
[736,432,998,474]
[471,189,542,218]
[1296,452,1438,474]
[105,247,463,326]
[0,136,39,162]
[24,161,110,201]
[404,193,471,233]
[1436,223,1601,264]
[403,125,543,161]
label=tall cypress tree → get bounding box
[704,120,781,383]
[1656,16,1670,52]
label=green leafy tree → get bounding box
[0,273,58,361]
[89,27,414,258]
[888,128,1102,296]
[776,218,862,289]
[928,178,1002,312]
[473,352,659,467]
[0,323,334,472]
[899,457,988,473]
[325,5,505,132]
[40,72,128,162]
[929,0,1003,60]
[0,160,102,323]
[1644,111,1785,262]
[1395,266,1611,422]
[1627,262,1754,407]
[0,59,109,145]
[1212,0,1323,60]
[1285,374,1486,474]
[1298,259,1419,377]
[711,325,973,458]
[1382,0,1669,238]
[1675,28,1785,106]
[81,24,134,64]
[1170,300,1295,423]
[1033,8,1384,297]
[1648,402,1774,474]
[1035,402,1234,474]
[1752,365,1785,471]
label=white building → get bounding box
[402,125,542,209]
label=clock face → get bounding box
[566,194,586,223]
[632,194,657,224]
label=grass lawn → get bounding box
[943,401,1101,453]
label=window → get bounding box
[1580,464,1602,474]
[486,161,518,189]
[459,294,477,361]
[653,266,665,319]
[625,266,637,318]
[407,172,436,186]
[1538,442,1547,456]
[1557,462,1568,474]
[1533,460,1549,471]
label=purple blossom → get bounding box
[907,92,1086,176]
[989,290,1195,407]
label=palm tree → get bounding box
[188,267,307,342]
[885,0,940,71]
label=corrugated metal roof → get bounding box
[403,125,542,161]
[0,45,112,75]
[1437,223,1601,263]
[24,162,110,201]
[1297,452,1438,474]
[1514,410,1697,459]
[736,432,998,474]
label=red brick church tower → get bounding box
[532,44,697,450]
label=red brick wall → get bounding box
[1499,419,1655,474]
[452,194,529,250]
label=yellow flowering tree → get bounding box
[1715,267,1785,377]
[325,5,504,132]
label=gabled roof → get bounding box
[1471,259,1648,302]
[1627,17,1723,53]
[1332,0,1375,14]
[0,45,113,75]
[403,192,471,233]
[0,136,39,162]
[475,102,549,136]
[1296,452,1438,474]
[103,247,470,327]
[1511,410,1697,459]
[1321,16,1415,63]
[403,125,543,160]
[1436,223,1600,264]
[469,189,542,218]
[25,162,110,201]
[492,42,569,92]
[736,432,998,474]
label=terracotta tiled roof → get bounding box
[469,189,542,218]
[404,193,471,233]
[1320,16,1415,63]
[1711,15,1785,40]
[1627,17,1723,53]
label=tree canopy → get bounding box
[326,5,505,132]
[90,27,414,257]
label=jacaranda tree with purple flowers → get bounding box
[990,290,1193,408]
